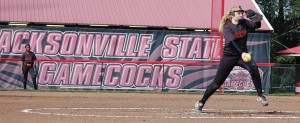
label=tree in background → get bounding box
[255,0,300,64]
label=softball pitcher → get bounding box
[195,6,269,113]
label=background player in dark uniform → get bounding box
[195,6,268,113]
[21,44,38,90]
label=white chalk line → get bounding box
[20,108,300,119]
[21,108,151,118]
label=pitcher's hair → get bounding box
[219,6,244,32]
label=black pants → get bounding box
[199,54,262,104]
[23,67,38,90]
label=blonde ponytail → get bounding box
[218,12,232,32]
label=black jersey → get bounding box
[223,19,261,56]
[21,52,37,67]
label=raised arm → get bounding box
[244,9,263,29]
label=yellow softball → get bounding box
[245,54,251,62]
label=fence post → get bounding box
[295,59,300,95]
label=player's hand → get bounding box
[241,52,251,62]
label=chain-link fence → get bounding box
[270,64,296,93]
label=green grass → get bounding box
[268,92,296,96]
